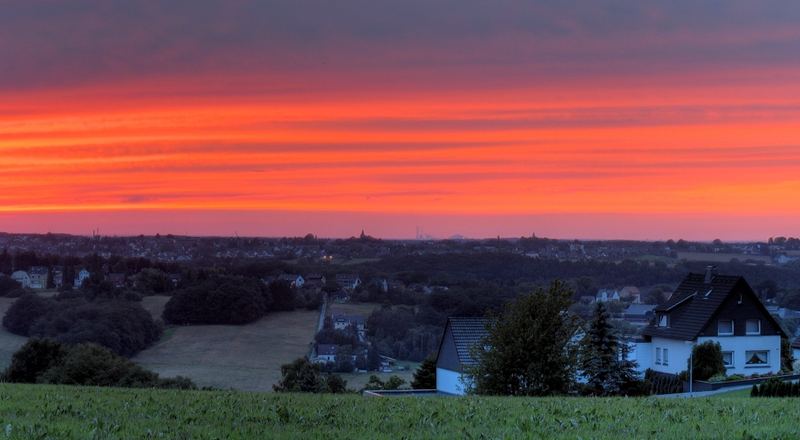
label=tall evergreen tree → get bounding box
[411,356,437,389]
[580,302,619,395]
[471,281,580,396]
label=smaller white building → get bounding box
[11,271,30,289]
[74,268,91,288]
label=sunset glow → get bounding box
[2,1,800,239]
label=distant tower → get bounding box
[360,229,366,240]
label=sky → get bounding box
[2,0,800,240]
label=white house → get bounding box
[74,268,91,288]
[640,268,786,377]
[595,289,620,303]
[28,266,49,289]
[10,271,30,289]
[434,317,490,395]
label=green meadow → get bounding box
[1,383,798,439]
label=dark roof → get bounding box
[643,273,785,340]
[447,317,491,366]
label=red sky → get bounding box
[2,1,800,240]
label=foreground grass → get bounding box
[1,384,799,439]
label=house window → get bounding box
[656,347,662,365]
[658,314,669,327]
[663,348,669,366]
[746,319,761,335]
[745,350,769,366]
[718,319,734,336]
[722,351,734,367]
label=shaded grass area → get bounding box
[132,310,319,391]
[1,383,798,439]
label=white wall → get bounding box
[646,336,782,376]
[649,337,694,375]
[629,341,652,374]
[436,368,471,395]
[698,335,781,376]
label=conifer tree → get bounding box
[411,356,437,389]
[580,302,621,395]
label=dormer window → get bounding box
[746,319,761,335]
[658,314,669,327]
[718,319,734,336]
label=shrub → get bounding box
[274,357,325,392]
[163,275,267,325]
[2,294,55,335]
[752,378,800,397]
[2,340,195,389]
[2,339,67,383]
[707,374,727,383]
[691,341,725,381]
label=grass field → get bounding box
[2,383,799,439]
[132,310,319,391]
[327,301,382,318]
[0,298,27,370]
[139,295,171,320]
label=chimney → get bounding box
[704,265,717,284]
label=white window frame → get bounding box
[745,350,769,367]
[745,319,761,336]
[656,347,662,365]
[658,314,669,327]
[722,351,734,368]
[718,319,734,336]
[663,348,669,366]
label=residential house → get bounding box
[792,339,800,362]
[435,317,490,395]
[278,274,304,288]
[333,314,366,341]
[335,273,361,291]
[74,269,90,288]
[640,268,786,377]
[10,271,30,289]
[595,289,620,303]
[28,266,49,289]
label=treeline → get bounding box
[162,275,321,325]
[3,294,161,356]
[2,339,195,389]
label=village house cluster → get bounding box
[435,268,793,395]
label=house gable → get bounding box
[436,323,461,372]
[699,280,783,337]
[643,272,786,341]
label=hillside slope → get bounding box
[0,383,798,439]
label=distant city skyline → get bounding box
[2,1,800,239]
